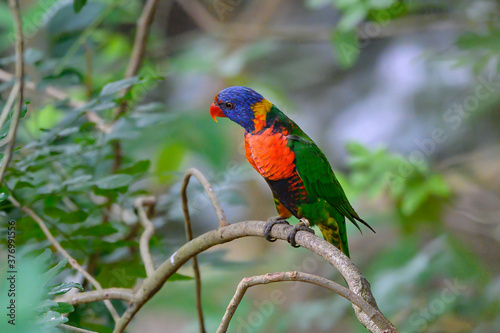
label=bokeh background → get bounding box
[1,0,499,332]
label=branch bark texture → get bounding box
[217,271,388,333]
[113,221,397,333]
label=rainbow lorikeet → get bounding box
[210,86,374,257]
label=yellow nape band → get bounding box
[251,99,272,131]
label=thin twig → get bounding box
[57,288,135,305]
[114,0,160,119]
[182,168,229,227]
[0,69,110,133]
[113,220,397,333]
[58,324,98,333]
[0,0,24,185]
[111,0,161,172]
[217,271,384,333]
[134,196,156,277]
[181,167,231,333]
[180,168,230,332]
[8,196,120,322]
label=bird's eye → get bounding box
[225,102,233,109]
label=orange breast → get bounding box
[244,127,296,181]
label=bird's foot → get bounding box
[264,216,290,242]
[287,218,315,248]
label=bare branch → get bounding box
[0,0,24,185]
[113,221,396,333]
[8,196,121,322]
[114,0,160,119]
[181,167,231,333]
[134,196,157,277]
[57,288,135,305]
[217,271,386,333]
[111,0,162,172]
[182,168,229,227]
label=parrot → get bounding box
[210,86,374,257]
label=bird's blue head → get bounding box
[210,86,272,132]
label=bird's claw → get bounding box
[287,218,315,248]
[264,216,290,242]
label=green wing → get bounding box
[288,135,375,234]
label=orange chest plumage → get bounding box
[244,127,296,181]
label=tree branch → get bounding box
[7,196,121,322]
[114,0,160,119]
[111,0,161,172]
[0,0,24,185]
[113,221,397,333]
[57,288,135,305]
[135,196,156,277]
[181,167,230,333]
[217,271,387,333]
[182,168,229,227]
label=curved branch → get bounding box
[182,168,229,227]
[8,196,120,322]
[135,196,156,277]
[181,167,230,333]
[217,271,385,333]
[57,288,135,305]
[113,221,396,333]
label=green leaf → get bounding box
[62,174,93,186]
[155,143,185,184]
[76,224,118,237]
[48,282,84,295]
[36,310,68,328]
[36,300,74,314]
[0,185,9,202]
[401,186,428,216]
[169,273,194,281]
[65,210,89,223]
[51,302,75,314]
[117,160,150,175]
[426,175,450,197]
[35,300,59,314]
[36,249,53,266]
[367,0,396,9]
[331,30,360,69]
[99,77,140,97]
[48,2,104,35]
[73,0,87,13]
[96,174,134,190]
[44,206,67,219]
[41,259,68,285]
[337,3,368,31]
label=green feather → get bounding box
[287,134,375,255]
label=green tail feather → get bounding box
[318,215,350,258]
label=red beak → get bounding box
[210,102,226,122]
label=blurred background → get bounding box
[0,0,499,332]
